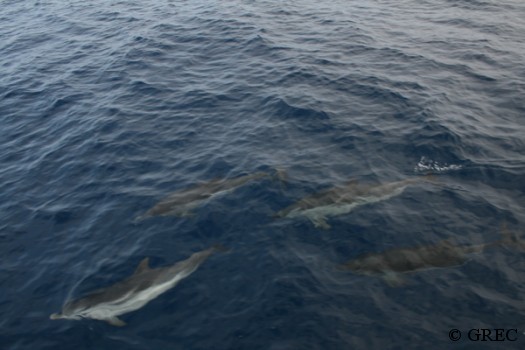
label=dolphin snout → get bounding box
[272,212,283,219]
[50,313,62,320]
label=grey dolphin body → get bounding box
[275,177,431,229]
[50,245,224,326]
[136,172,270,221]
[340,233,514,286]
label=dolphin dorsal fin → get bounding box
[134,258,150,275]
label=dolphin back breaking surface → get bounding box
[340,231,514,286]
[135,172,270,221]
[276,177,432,229]
[50,245,224,326]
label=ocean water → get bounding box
[1,0,524,349]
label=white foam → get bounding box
[414,156,462,174]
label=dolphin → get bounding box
[135,172,271,221]
[339,229,520,286]
[275,177,435,229]
[50,245,226,326]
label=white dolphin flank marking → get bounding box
[50,245,225,326]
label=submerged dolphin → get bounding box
[339,229,519,286]
[275,177,435,229]
[135,172,271,221]
[50,245,225,326]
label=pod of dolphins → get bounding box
[50,170,523,326]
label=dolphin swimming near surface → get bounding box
[50,245,226,326]
[135,172,271,221]
[275,176,435,229]
[339,228,521,286]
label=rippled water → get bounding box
[1,0,524,349]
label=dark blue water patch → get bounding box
[2,86,47,101]
[406,118,467,161]
[47,94,93,116]
[445,0,498,9]
[31,209,76,226]
[263,96,330,121]
[350,79,412,105]
[241,34,275,56]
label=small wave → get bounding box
[414,156,463,174]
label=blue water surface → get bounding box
[1,0,524,349]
